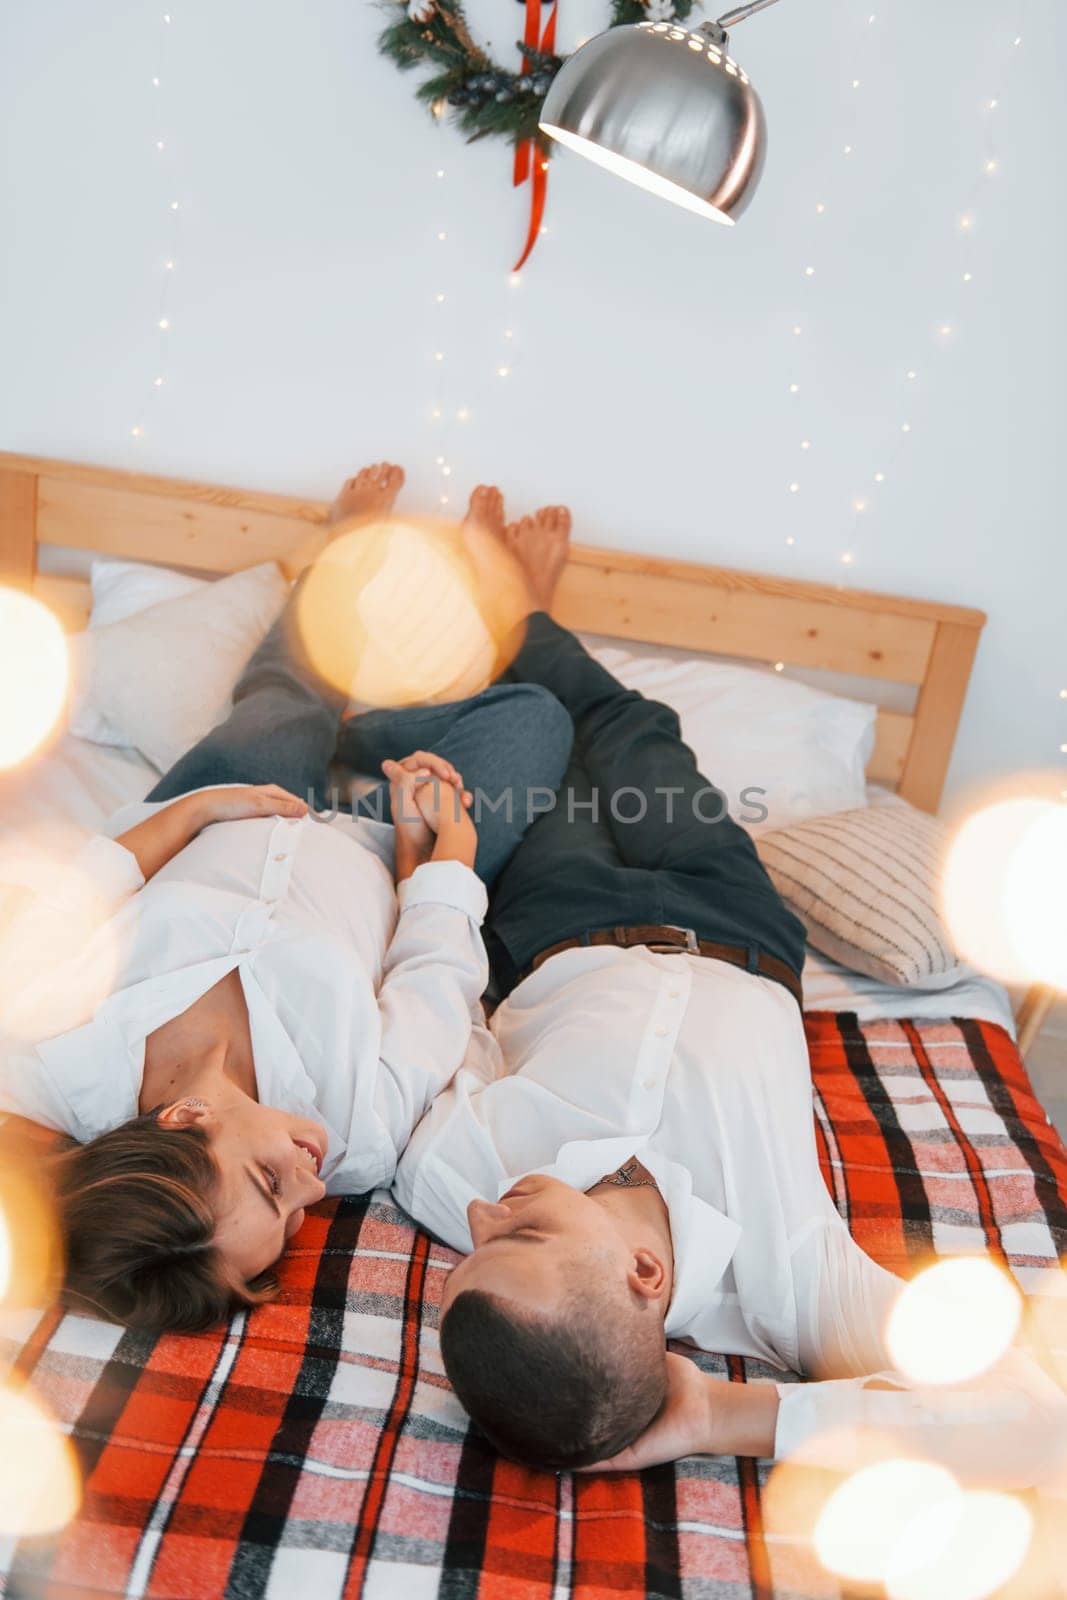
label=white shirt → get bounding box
[396,946,1067,1485]
[0,797,488,1195]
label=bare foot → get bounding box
[504,505,572,613]
[463,484,506,542]
[329,462,405,527]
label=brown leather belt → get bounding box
[529,925,803,1008]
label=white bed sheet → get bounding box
[0,735,1016,1035]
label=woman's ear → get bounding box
[157,1099,210,1130]
[628,1246,669,1302]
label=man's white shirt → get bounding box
[0,797,488,1194]
[395,945,1067,1486]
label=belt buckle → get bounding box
[645,927,699,956]
[676,927,699,954]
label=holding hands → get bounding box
[384,751,478,881]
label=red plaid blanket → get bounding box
[2,1015,1065,1600]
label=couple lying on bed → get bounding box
[1,463,1064,1488]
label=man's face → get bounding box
[440,1173,631,1318]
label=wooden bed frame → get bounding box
[0,450,987,816]
[1,451,1055,1052]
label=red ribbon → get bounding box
[512,0,557,272]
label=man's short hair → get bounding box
[439,1276,667,1470]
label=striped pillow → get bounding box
[755,803,961,987]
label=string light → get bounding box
[773,661,785,672]
[497,365,511,378]
[800,439,811,450]
[780,8,1021,573]
[793,324,802,334]
[435,292,445,303]
[456,407,470,422]
[158,317,169,330]
[789,482,800,493]
[437,230,447,241]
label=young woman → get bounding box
[0,464,574,1333]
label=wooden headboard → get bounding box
[0,451,986,814]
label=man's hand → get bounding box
[579,1354,719,1473]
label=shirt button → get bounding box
[273,853,287,863]
[643,1076,658,1091]
[668,989,681,999]
[655,1025,669,1038]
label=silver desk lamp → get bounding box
[539,0,783,225]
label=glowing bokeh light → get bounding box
[941,797,1067,988]
[0,1387,80,1537]
[0,1207,10,1302]
[887,1258,1021,1385]
[814,1459,960,1584]
[0,590,69,769]
[294,516,531,708]
[886,1491,1033,1600]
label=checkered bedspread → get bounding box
[2,1014,1065,1600]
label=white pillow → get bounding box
[69,559,210,743]
[87,556,208,627]
[70,563,288,774]
[588,646,875,829]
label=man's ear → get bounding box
[157,1100,210,1130]
[627,1246,669,1302]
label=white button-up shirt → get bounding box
[396,946,1067,1483]
[396,944,873,1372]
[0,800,488,1195]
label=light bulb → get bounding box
[843,144,853,155]
[804,266,815,276]
[152,76,160,86]
[442,466,452,477]
[497,365,510,378]
[431,407,442,420]
[439,494,449,506]
[874,471,885,482]
[800,439,811,450]
[436,168,445,178]
[985,159,999,174]
[962,272,972,283]
[939,324,952,336]
[902,422,911,432]
[159,317,169,329]
[793,324,802,335]
[437,230,446,241]
[789,482,800,494]
[131,425,144,438]
[155,140,165,151]
[906,369,917,379]
[815,202,826,214]
[785,535,795,546]
[853,498,867,513]
[852,78,860,89]
[433,351,444,362]
[789,383,800,394]
[504,329,514,340]
[165,259,174,270]
[841,551,854,564]
[989,98,998,109]
[153,376,163,387]
[456,407,470,422]
[773,661,784,672]
[509,272,522,288]
[1059,689,1067,699]
[435,455,445,466]
[170,200,179,210]
[959,214,973,231]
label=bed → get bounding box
[1,452,1064,1600]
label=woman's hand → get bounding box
[189,784,309,829]
[116,786,308,883]
[384,752,476,881]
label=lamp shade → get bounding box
[540,22,766,225]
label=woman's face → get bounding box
[158,1098,328,1282]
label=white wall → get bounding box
[1,0,1063,810]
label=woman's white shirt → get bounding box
[0,799,488,1194]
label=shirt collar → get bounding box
[502,1138,741,1340]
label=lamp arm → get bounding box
[714,0,784,28]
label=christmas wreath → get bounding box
[377,0,696,266]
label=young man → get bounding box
[395,511,1067,1489]
[0,465,573,1332]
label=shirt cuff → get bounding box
[76,835,146,912]
[397,859,488,923]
